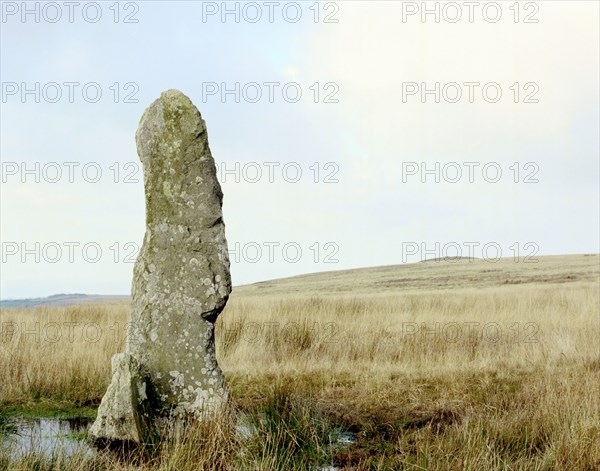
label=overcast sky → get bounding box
[1,1,598,298]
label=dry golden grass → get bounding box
[1,254,599,469]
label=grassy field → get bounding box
[1,254,599,470]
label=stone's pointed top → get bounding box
[161,88,186,98]
[159,89,194,104]
[142,89,200,124]
[135,89,207,172]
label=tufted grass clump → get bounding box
[242,384,335,470]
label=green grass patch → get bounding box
[1,401,96,421]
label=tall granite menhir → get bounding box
[89,89,232,447]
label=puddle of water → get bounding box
[236,421,257,441]
[2,418,95,461]
[315,431,357,470]
[329,431,356,451]
[2,417,356,468]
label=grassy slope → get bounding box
[234,253,600,296]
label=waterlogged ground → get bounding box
[2,417,94,461]
[1,413,356,469]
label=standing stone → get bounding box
[89,89,232,447]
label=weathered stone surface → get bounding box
[89,89,231,446]
[88,353,153,446]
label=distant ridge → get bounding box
[2,254,598,307]
[0,293,130,308]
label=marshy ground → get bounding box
[1,254,599,470]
